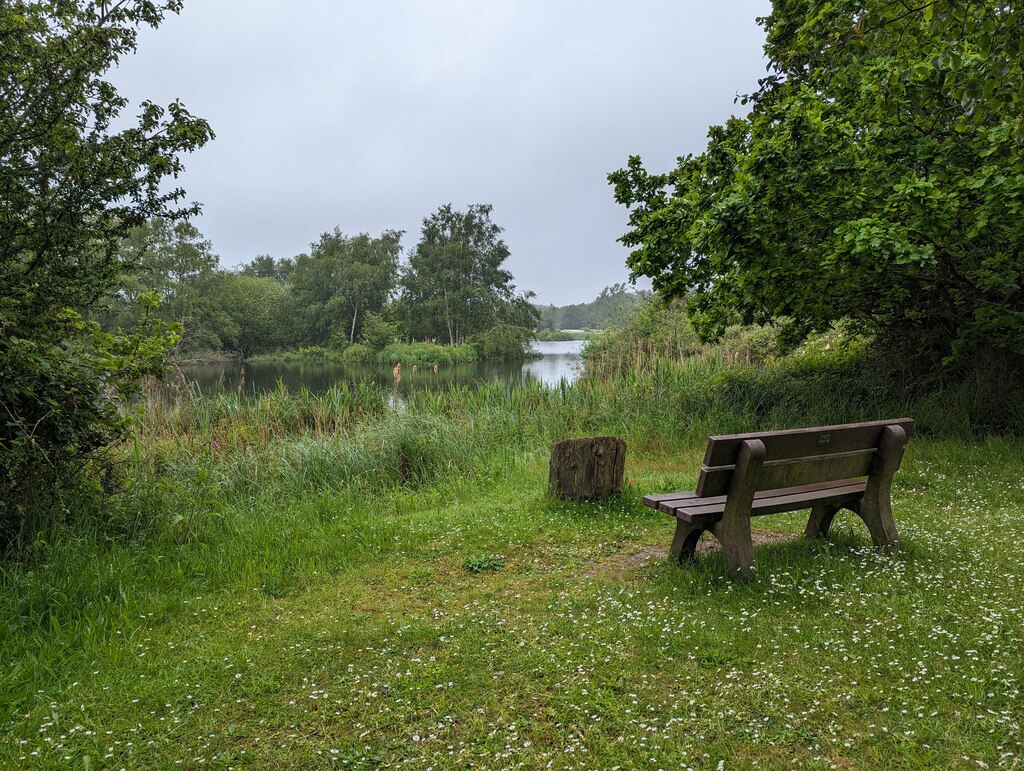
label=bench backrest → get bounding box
[695,418,914,497]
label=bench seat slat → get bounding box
[668,480,867,524]
[646,478,856,513]
[643,479,860,513]
[642,492,699,507]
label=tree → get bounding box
[99,217,219,342]
[205,272,289,358]
[290,229,402,345]
[358,311,401,351]
[590,283,644,328]
[551,285,645,331]
[401,204,538,347]
[610,0,1023,376]
[240,254,294,283]
[1,1,213,547]
[536,304,558,332]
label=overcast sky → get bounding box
[112,1,771,306]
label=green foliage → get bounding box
[400,204,539,349]
[269,346,340,363]
[359,311,401,351]
[1,298,181,546]
[541,283,647,331]
[239,254,294,283]
[0,1,212,549]
[204,273,290,358]
[291,229,402,345]
[535,329,591,341]
[379,342,477,366]
[583,296,704,368]
[97,217,219,342]
[474,323,536,360]
[585,297,1022,434]
[610,0,1024,379]
[461,554,505,573]
[98,212,542,362]
[862,1,1024,135]
[339,343,373,363]
[154,465,224,544]
[257,341,481,366]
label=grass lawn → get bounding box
[2,438,1022,768]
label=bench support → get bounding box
[801,426,907,546]
[855,424,905,548]
[805,504,840,540]
[707,438,765,579]
[669,521,705,562]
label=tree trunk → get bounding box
[548,436,626,501]
[443,287,455,346]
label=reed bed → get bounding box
[138,377,392,444]
[142,342,1016,462]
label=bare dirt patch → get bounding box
[585,531,794,578]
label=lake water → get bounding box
[176,340,585,395]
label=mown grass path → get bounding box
[2,439,1022,768]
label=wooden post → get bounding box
[548,436,626,501]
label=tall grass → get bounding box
[584,315,1024,436]
[137,378,391,444]
[144,342,1021,466]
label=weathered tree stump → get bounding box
[548,436,626,501]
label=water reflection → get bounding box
[522,340,585,386]
[176,340,584,395]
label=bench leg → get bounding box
[805,504,839,540]
[856,424,904,549]
[710,517,755,580]
[710,438,764,580]
[856,497,900,549]
[668,520,704,563]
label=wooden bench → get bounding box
[644,418,913,578]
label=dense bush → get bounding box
[359,312,401,351]
[340,343,373,363]
[378,342,477,366]
[584,297,1023,435]
[1,306,178,548]
[474,323,536,360]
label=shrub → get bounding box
[340,343,374,363]
[474,323,536,359]
[379,342,477,366]
[359,312,401,351]
[1,3,212,552]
